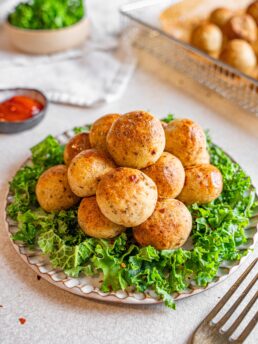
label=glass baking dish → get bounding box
[120,0,258,115]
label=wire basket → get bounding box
[120,0,258,115]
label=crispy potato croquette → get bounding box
[223,14,257,43]
[106,111,165,169]
[133,199,192,250]
[165,119,207,167]
[191,23,223,55]
[210,8,233,29]
[78,197,125,239]
[220,39,257,74]
[89,114,121,155]
[247,1,258,24]
[142,152,185,199]
[178,164,223,205]
[36,165,79,212]
[64,132,91,166]
[96,167,158,227]
[68,149,115,197]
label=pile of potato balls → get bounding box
[190,1,258,76]
[36,111,223,250]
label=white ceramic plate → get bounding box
[4,127,258,306]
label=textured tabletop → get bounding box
[0,53,258,344]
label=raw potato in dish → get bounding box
[106,111,165,169]
[78,197,125,239]
[165,118,209,167]
[64,132,91,166]
[36,165,79,212]
[142,152,185,199]
[89,114,121,155]
[68,149,115,197]
[220,39,257,74]
[178,164,223,205]
[223,14,257,43]
[210,8,233,29]
[133,199,192,250]
[96,167,158,227]
[190,23,223,56]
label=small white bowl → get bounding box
[4,17,89,55]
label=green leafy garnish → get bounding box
[7,117,257,309]
[8,0,85,30]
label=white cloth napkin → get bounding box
[0,0,136,107]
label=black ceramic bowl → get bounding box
[0,88,48,134]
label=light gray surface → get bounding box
[0,54,258,344]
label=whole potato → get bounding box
[106,111,165,169]
[78,197,125,239]
[220,39,257,73]
[178,164,223,205]
[133,199,192,250]
[247,1,258,24]
[142,152,185,199]
[165,119,208,167]
[191,23,223,54]
[89,114,121,155]
[210,8,233,29]
[96,167,158,227]
[68,149,115,197]
[36,165,79,212]
[223,14,257,43]
[64,132,91,166]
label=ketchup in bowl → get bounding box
[0,95,44,122]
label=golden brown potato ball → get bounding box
[219,39,257,74]
[78,197,125,239]
[106,111,166,169]
[36,165,79,212]
[191,23,223,54]
[142,152,185,199]
[210,8,233,29]
[67,149,115,197]
[96,167,158,227]
[178,164,223,205]
[223,14,257,43]
[64,132,91,166]
[133,199,192,250]
[247,1,258,24]
[165,118,207,167]
[89,114,121,155]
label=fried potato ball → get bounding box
[67,149,115,197]
[210,8,233,29]
[191,23,223,54]
[142,152,185,199]
[247,1,258,24]
[165,119,207,167]
[36,165,79,212]
[64,132,91,166]
[89,114,121,155]
[96,167,158,227]
[219,39,257,74]
[223,14,257,43]
[178,164,223,205]
[78,197,125,239]
[106,111,166,169]
[133,199,192,250]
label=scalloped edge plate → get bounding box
[4,126,258,306]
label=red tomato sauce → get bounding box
[0,95,44,122]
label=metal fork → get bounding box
[191,258,258,343]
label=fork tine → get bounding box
[235,311,258,343]
[225,290,258,337]
[205,259,257,323]
[213,274,258,329]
